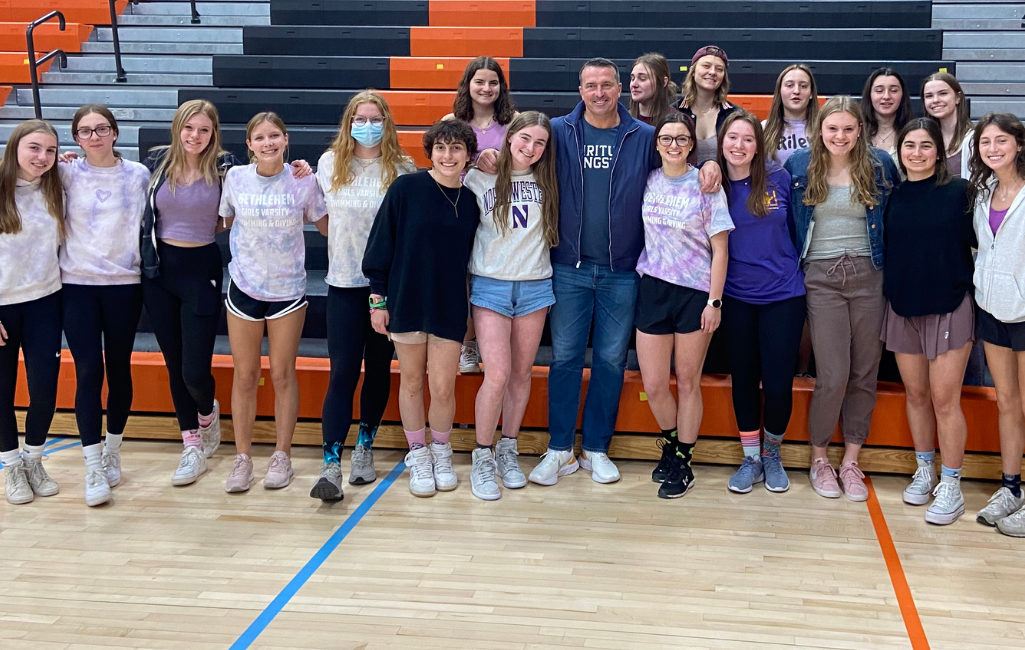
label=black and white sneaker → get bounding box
[657,455,695,499]
[651,438,677,483]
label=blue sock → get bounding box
[762,430,784,457]
[356,422,378,449]
[940,465,961,480]
[915,450,936,465]
[322,441,342,465]
[1002,473,1022,498]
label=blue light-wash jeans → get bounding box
[547,262,639,453]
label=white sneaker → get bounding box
[172,447,208,486]
[528,448,578,486]
[495,437,527,489]
[406,446,436,497]
[977,486,1025,526]
[85,468,112,506]
[996,505,1025,537]
[471,447,501,501]
[102,448,121,488]
[925,477,965,525]
[4,462,33,505]
[580,450,620,484]
[430,441,458,491]
[24,456,59,497]
[200,400,222,459]
[902,461,937,506]
[459,341,482,374]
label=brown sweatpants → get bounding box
[804,255,885,447]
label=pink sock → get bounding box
[430,428,451,445]
[198,411,215,428]
[404,427,426,449]
[182,430,202,449]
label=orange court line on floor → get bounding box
[865,477,932,650]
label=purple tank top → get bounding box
[990,205,1009,236]
[471,122,508,161]
[155,179,222,244]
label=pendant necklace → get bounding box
[431,170,462,218]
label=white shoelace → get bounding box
[411,457,434,480]
[475,454,497,482]
[496,445,519,474]
[908,465,934,492]
[931,481,960,510]
[7,466,29,493]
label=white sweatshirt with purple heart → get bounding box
[59,157,151,286]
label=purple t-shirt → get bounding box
[723,166,806,304]
[990,205,1009,235]
[155,179,221,244]
[471,122,507,162]
[636,168,734,291]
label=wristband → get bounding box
[369,295,387,309]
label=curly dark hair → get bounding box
[968,112,1025,209]
[452,56,516,125]
[423,119,478,162]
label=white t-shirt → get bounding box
[219,164,327,302]
[59,157,151,285]
[0,180,62,305]
[316,151,416,288]
[464,168,552,281]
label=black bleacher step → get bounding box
[268,0,932,29]
[242,26,943,61]
[212,55,955,96]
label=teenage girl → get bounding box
[443,56,518,375]
[678,45,737,166]
[784,96,899,502]
[922,72,974,178]
[311,91,416,501]
[61,104,151,507]
[219,112,327,494]
[860,68,913,161]
[628,52,681,126]
[881,118,974,525]
[463,111,559,501]
[968,113,1025,537]
[762,64,820,165]
[363,120,480,498]
[717,112,805,495]
[636,113,734,500]
[0,120,64,505]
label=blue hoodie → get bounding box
[550,101,660,272]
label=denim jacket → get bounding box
[783,147,900,270]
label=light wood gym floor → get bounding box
[1,435,1022,650]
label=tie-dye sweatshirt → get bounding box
[59,157,151,286]
[219,163,327,302]
[0,179,62,305]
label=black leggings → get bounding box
[321,285,394,446]
[0,291,62,452]
[142,242,223,431]
[723,294,806,434]
[63,283,143,447]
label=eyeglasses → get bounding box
[75,125,113,139]
[658,135,693,147]
[352,116,385,127]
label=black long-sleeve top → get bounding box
[362,170,480,342]
[883,175,976,318]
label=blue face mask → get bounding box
[351,122,384,147]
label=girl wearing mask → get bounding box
[311,91,416,500]
[0,120,64,505]
[628,52,681,126]
[762,64,820,165]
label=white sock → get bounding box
[104,433,123,453]
[83,444,102,473]
[1,449,23,468]
[22,444,44,461]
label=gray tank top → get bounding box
[806,185,872,261]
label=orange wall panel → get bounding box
[428,1,536,27]
[380,89,456,125]
[390,56,511,90]
[410,26,523,58]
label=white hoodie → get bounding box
[974,180,1025,323]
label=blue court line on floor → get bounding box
[44,436,68,448]
[42,440,83,456]
[229,459,407,650]
[1,436,79,468]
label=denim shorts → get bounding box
[469,275,555,318]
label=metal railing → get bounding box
[26,11,68,119]
[191,0,202,25]
[108,0,130,82]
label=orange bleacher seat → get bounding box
[0,0,127,25]
[0,51,54,83]
[0,21,92,54]
[390,56,512,91]
[0,84,11,104]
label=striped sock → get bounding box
[739,431,760,459]
[762,430,784,456]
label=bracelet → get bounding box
[369,294,387,310]
[370,307,387,314]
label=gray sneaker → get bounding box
[348,445,376,485]
[996,505,1025,537]
[24,456,59,496]
[925,477,965,526]
[762,450,790,493]
[471,447,501,501]
[495,437,527,489]
[4,462,33,505]
[977,487,1025,526]
[310,462,344,501]
[903,461,937,506]
[728,456,764,494]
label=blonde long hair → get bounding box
[149,100,229,191]
[628,53,679,125]
[804,96,886,208]
[328,91,412,192]
[493,112,559,247]
[0,120,65,238]
[680,56,730,109]
[763,64,819,162]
